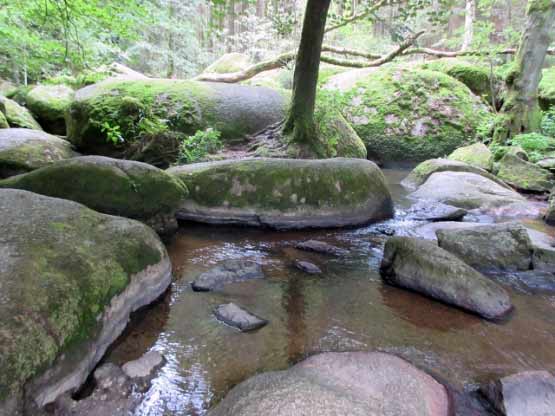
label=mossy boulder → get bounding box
[168,158,394,229]
[0,189,171,414]
[203,53,252,74]
[420,58,497,103]
[401,158,509,190]
[0,156,188,234]
[447,143,493,171]
[539,66,555,110]
[340,66,492,163]
[496,153,555,192]
[26,84,75,135]
[0,110,8,129]
[0,128,79,178]
[0,96,42,130]
[0,79,17,97]
[66,79,287,166]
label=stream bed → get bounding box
[104,168,555,415]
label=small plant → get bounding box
[177,128,223,164]
[100,122,124,145]
[541,107,555,138]
[510,132,555,162]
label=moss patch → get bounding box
[26,85,75,135]
[539,66,555,110]
[1,97,42,130]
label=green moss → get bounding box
[539,67,555,110]
[448,143,493,170]
[2,97,42,130]
[340,66,493,162]
[203,53,251,74]
[26,85,75,134]
[510,132,555,162]
[497,152,554,192]
[0,110,8,128]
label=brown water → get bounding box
[105,169,555,416]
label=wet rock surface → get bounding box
[406,200,467,221]
[192,259,264,291]
[213,303,268,332]
[295,240,349,256]
[380,236,512,320]
[481,371,555,416]
[294,260,322,274]
[208,352,451,416]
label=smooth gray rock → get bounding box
[208,351,451,416]
[406,200,467,221]
[192,259,264,291]
[0,189,171,414]
[410,171,525,210]
[481,371,555,416]
[546,191,555,225]
[527,228,555,272]
[295,240,348,256]
[213,303,268,332]
[122,351,165,380]
[436,223,534,272]
[294,260,322,274]
[380,237,512,320]
[169,158,394,229]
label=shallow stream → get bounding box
[105,168,555,415]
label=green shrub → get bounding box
[177,128,222,164]
[510,132,555,162]
[541,107,555,138]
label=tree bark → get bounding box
[282,0,332,154]
[461,0,476,51]
[494,0,555,142]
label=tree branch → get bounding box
[324,0,391,33]
[321,45,381,60]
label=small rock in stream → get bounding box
[192,259,264,291]
[480,370,555,416]
[214,303,268,332]
[294,260,322,274]
[406,200,467,222]
[122,350,165,383]
[295,240,348,256]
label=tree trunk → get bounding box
[282,0,332,154]
[494,0,555,142]
[461,0,476,51]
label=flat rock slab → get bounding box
[295,240,348,256]
[294,260,322,274]
[192,259,264,291]
[436,223,534,272]
[208,351,451,416]
[380,236,512,320]
[481,371,555,416]
[122,351,165,380]
[406,200,467,221]
[214,303,268,332]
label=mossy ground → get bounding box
[340,66,492,162]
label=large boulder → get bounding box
[539,66,555,110]
[26,84,75,135]
[168,158,394,229]
[481,371,555,416]
[0,96,42,130]
[447,143,493,171]
[203,53,252,74]
[409,171,526,210]
[436,223,534,271]
[0,111,8,129]
[0,156,188,234]
[496,153,555,192]
[0,189,172,414]
[209,352,451,416]
[401,158,508,190]
[419,58,498,102]
[66,79,287,166]
[380,236,512,320]
[340,66,491,163]
[0,128,78,178]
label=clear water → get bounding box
[105,168,555,415]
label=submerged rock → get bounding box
[447,143,493,171]
[66,79,287,166]
[481,371,555,416]
[496,153,554,192]
[436,223,534,272]
[208,351,451,416]
[0,128,78,178]
[401,158,509,191]
[169,158,394,229]
[294,260,322,274]
[409,171,525,210]
[26,84,75,135]
[380,236,512,320]
[406,200,467,221]
[0,156,188,234]
[0,96,42,130]
[340,66,491,163]
[0,189,172,414]
[191,259,264,291]
[213,303,268,332]
[295,240,349,256]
